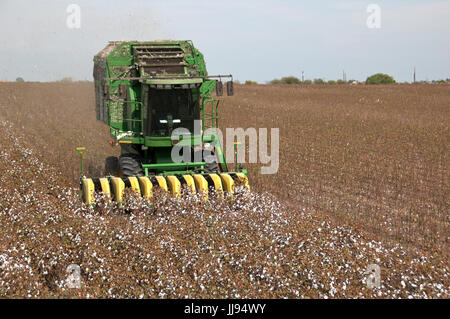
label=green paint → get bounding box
[93,40,238,176]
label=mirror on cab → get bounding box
[216,81,223,96]
[226,81,234,96]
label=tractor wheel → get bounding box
[104,156,119,176]
[119,153,144,178]
[193,150,219,173]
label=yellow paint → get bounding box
[166,175,181,197]
[182,175,196,193]
[236,173,250,191]
[220,173,234,193]
[81,178,95,205]
[208,174,223,197]
[76,147,86,151]
[99,177,111,201]
[110,177,125,202]
[193,174,208,201]
[138,176,152,199]
[118,140,132,144]
[128,176,141,195]
[155,176,168,191]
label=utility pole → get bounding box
[302,70,304,82]
[413,66,416,83]
[343,70,347,83]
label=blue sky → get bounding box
[0,0,449,82]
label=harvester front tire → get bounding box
[193,150,219,173]
[204,154,219,173]
[119,154,144,178]
[105,156,119,176]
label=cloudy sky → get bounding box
[0,0,449,82]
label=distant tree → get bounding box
[245,80,258,85]
[280,76,301,84]
[60,77,73,83]
[302,79,312,85]
[327,80,337,85]
[269,79,281,85]
[270,76,301,85]
[313,78,325,85]
[16,77,24,82]
[366,73,396,84]
[336,79,345,85]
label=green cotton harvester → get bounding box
[79,40,249,204]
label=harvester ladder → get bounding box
[201,97,228,172]
[201,97,219,130]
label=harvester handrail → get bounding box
[105,74,233,81]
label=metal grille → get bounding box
[133,46,186,75]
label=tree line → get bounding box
[240,74,450,85]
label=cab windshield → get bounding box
[147,88,200,136]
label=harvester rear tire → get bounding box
[105,156,119,176]
[119,154,144,178]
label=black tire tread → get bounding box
[119,154,144,177]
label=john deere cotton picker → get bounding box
[80,40,249,205]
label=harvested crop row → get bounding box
[0,119,447,298]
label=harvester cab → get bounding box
[80,40,249,205]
